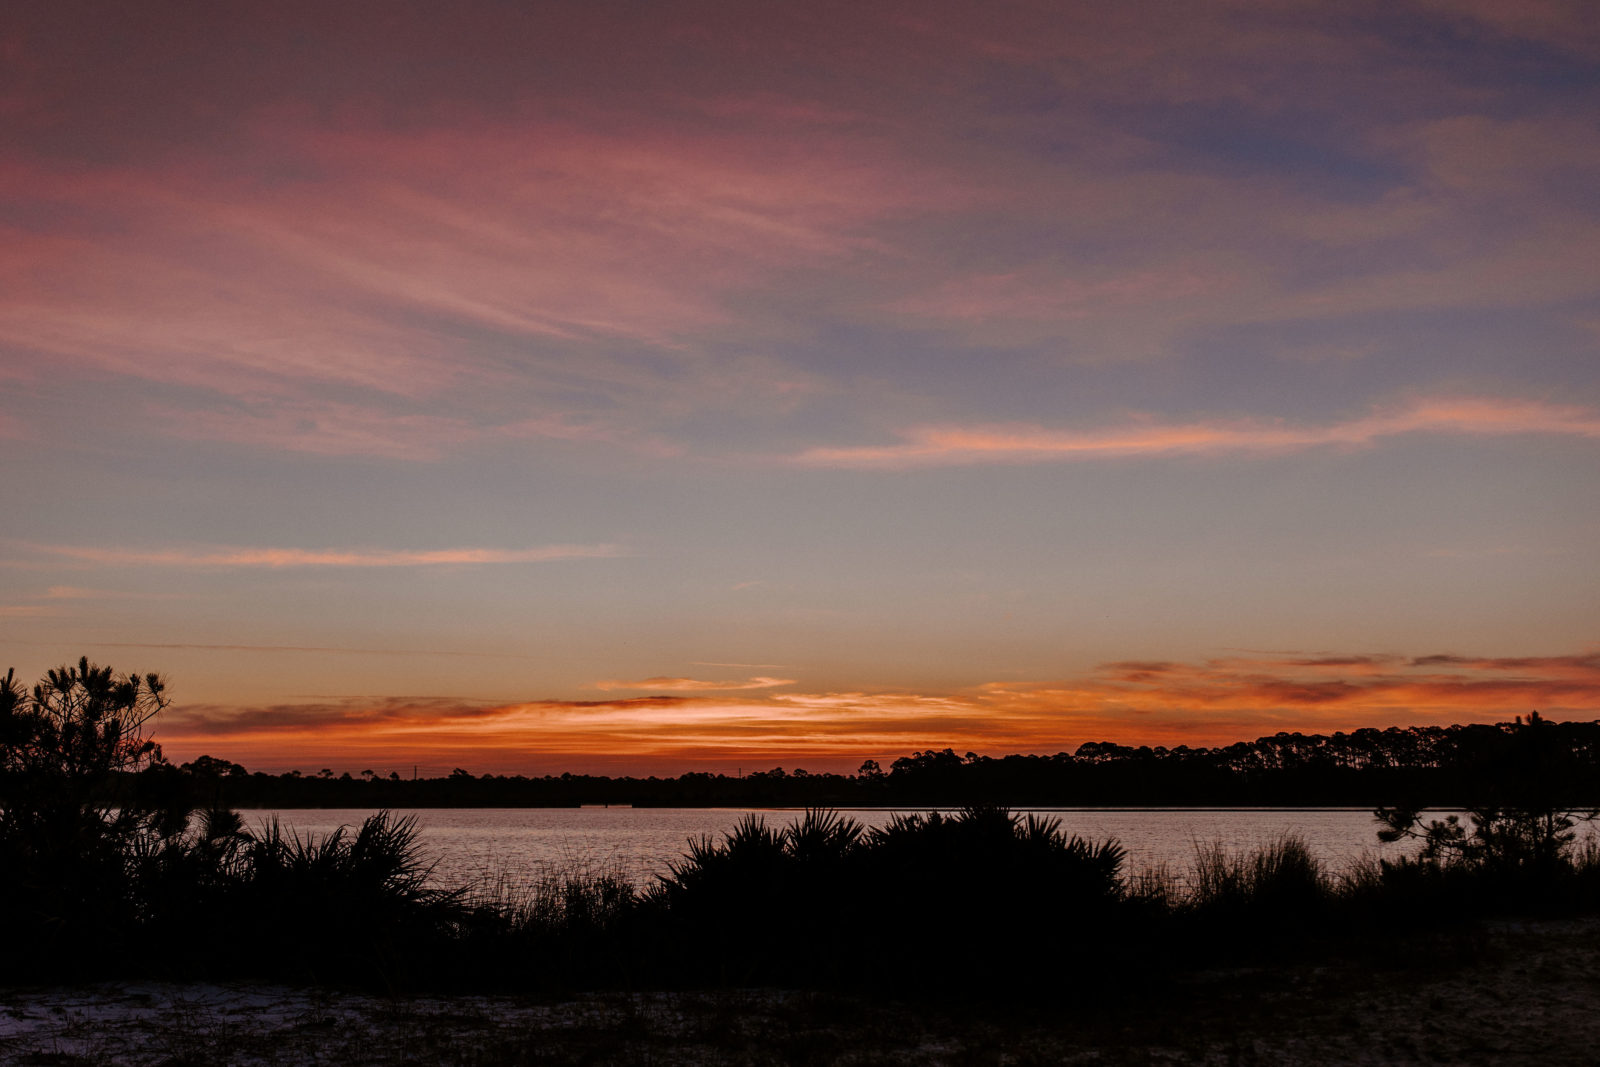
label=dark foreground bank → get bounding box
[4,914,1597,1065]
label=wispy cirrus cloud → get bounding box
[59,641,518,658]
[793,397,1600,469]
[0,113,954,412]
[0,584,189,620]
[29,543,626,569]
[0,112,932,460]
[154,399,480,461]
[41,585,185,600]
[4,3,1598,472]
[594,676,797,692]
[0,605,55,618]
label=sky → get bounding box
[2,0,1598,775]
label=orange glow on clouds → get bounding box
[795,398,1600,469]
[4,3,1597,785]
[594,676,798,692]
[154,649,1600,775]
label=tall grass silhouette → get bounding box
[1187,833,1327,912]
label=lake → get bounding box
[239,807,1422,892]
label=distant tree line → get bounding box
[6,657,1600,990]
[160,715,1600,809]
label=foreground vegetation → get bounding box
[4,659,1599,994]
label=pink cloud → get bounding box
[30,543,626,568]
[44,586,154,600]
[3,5,1597,470]
[156,399,479,460]
[498,413,686,459]
[793,397,1600,469]
[0,115,970,457]
[1,116,966,368]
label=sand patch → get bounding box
[2,917,1597,1064]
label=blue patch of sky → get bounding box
[1359,10,1600,111]
[1106,100,1408,201]
[751,304,1600,432]
[745,319,1086,410]
[1538,169,1600,214]
[1262,238,1457,293]
[1175,306,1600,409]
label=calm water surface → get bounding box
[240,807,1418,891]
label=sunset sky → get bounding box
[3,0,1598,775]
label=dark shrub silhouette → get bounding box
[1377,715,1597,867]
[0,659,188,972]
[0,660,469,983]
[217,811,466,981]
[1371,712,1600,912]
[644,807,1130,991]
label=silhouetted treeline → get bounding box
[8,659,1600,992]
[164,716,1600,809]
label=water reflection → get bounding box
[239,807,1423,892]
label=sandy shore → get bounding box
[3,916,1598,1064]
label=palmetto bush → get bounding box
[216,812,466,979]
[859,809,1129,989]
[647,807,1130,989]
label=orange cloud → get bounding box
[973,651,1600,736]
[594,676,797,692]
[30,543,625,568]
[0,605,55,618]
[793,397,1600,469]
[40,586,185,601]
[151,648,1600,775]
